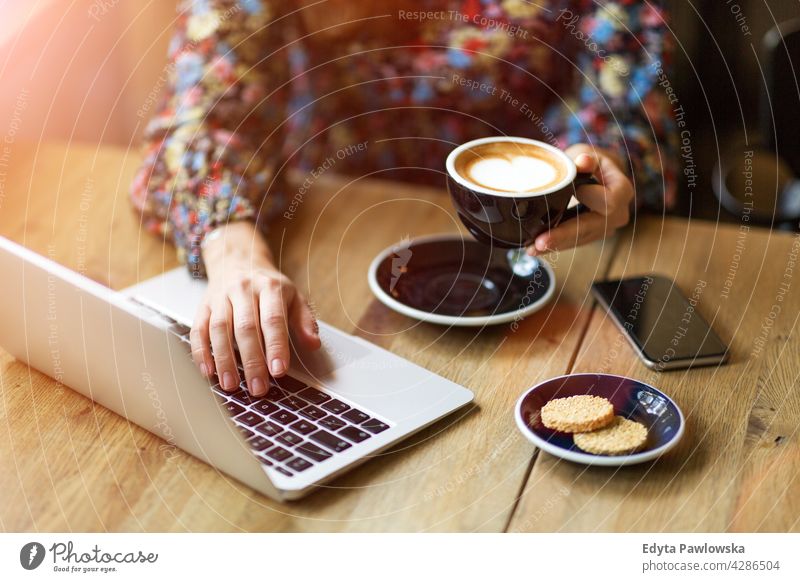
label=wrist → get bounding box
[201,221,275,277]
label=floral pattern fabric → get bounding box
[130,0,677,275]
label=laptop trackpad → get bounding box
[292,323,371,380]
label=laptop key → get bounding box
[270,410,299,425]
[321,399,350,415]
[248,436,273,451]
[286,457,313,472]
[266,385,289,401]
[274,375,307,393]
[280,395,308,412]
[339,426,371,443]
[276,431,304,447]
[252,400,279,416]
[289,420,316,435]
[299,405,327,421]
[258,455,274,466]
[223,401,246,417]
[265,446,293,462]
[297,387,331,405]
[295,441,332,462]
[361,418,390,434]
[319,416,346,431]
[234,411,263,427]
[310,430,352,453]
[237,426,255,440]
[231,390,259,406]
[255,421,283,438]
[342,408,370,424]
[274,466,293,477]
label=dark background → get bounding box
[668,0,800,226]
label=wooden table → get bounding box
[1,142,798,532]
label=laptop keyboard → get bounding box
[166,321,391,478]
[211,367,391,478]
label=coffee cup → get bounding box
[446,137,596,249]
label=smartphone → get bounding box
[591,275,729,371]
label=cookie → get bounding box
[540,395,614,433]
[573,416,648,456]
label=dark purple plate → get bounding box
[367,234,555,326]
[515,373,685,466]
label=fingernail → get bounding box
[271,358,285,376]
[200,362,208,377]
[222,371,236,391]
[250,377,266,397]
[526,247,537,257]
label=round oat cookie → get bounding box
[540,395,614,433]
[573,416,648,456]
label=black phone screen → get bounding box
[592,275,728,367]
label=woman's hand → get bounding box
[189,221,321,397]
[527,144,634,255]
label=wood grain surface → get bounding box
[509,217,800,532]
[1,142,797,532]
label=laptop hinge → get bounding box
[127,296,192,344]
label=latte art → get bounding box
[454,141,569,195]
[467,156,558,192]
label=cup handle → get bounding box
[559,172,599,222]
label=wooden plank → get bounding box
[508,216,800,532]
[0,141,616,531]
[0,141,179,286]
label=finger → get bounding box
[573,184,612,215]
[231,290,269,397]
[534,211,611,252]
[208,298,240,392]
[190,302,215,379]
[290,293,322,350]
[595,154,632,193]
[574,152,599,174]
[526,184,608,257]
[576,167,633,221]
[259,283,292,377]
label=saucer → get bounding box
[367,234,555,327]
[515,373,685,466]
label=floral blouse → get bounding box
[130,0,677,276]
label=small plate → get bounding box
[367,234,555,327]
[515,373,685,466]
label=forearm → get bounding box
[552,0,677,210]
[130,0,295,275]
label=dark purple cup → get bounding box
[446,137,596,249]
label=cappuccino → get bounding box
[453,141,569,194]
[447,136,594,249]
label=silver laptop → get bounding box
[0,236,474,501]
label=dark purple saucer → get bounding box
[367,234,555,326]
[515,373,685,466]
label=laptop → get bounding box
[0,236,474,501]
